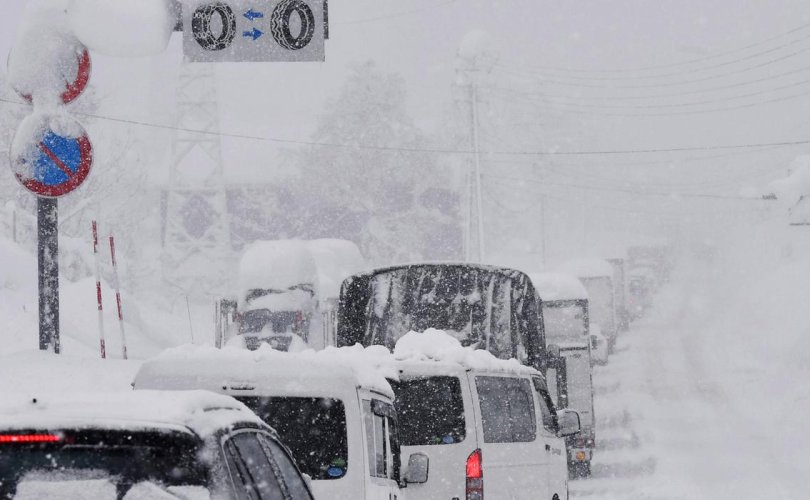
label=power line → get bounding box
[498,22,810,76]
[3,96,810,157]
[499,43,810,90]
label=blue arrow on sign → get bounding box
[244,9,264,21]
[243,28,263,40]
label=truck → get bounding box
[531,272,598,477]
[218,239,364,351]
[558,258,619,353]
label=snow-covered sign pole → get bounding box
[7,4,95,354]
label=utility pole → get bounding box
[470,80,485,263]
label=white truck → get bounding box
[558,259,619,353]
[218,239,364,351]
[531,272,599,478]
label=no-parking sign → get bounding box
[183,0,327,62]
[10,114,93,198]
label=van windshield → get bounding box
[237,397,348,480]
[391,376,466,446]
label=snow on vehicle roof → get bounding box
[306,239,365,300]
[390,329,538,377]
[0,390,262,438]
[530,272,589,302]
[556,258,615,279]
[238,240,318,293]
[135,344,396,399]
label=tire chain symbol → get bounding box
[270,0,316,50]
[192,2,237,51]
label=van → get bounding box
[133,346,420,500]
[389,331,581,500]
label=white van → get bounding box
[389,332,581,500]
[133,346,418,500]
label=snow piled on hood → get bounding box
[392,328,535,375]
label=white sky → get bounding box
[2,0,810,256]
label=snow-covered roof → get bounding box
[135,344,396,399]
[0,390,262,438]
[389,329,539,377]
[530,272,589,302]
[238,240,318,292]
[766,155,810,204]
[556,259,614,279]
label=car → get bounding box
[133,345,423,500]
[389,330,581,500]
[0,391,314,500]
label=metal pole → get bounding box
[37,197,59,353]
[471,81,485,262]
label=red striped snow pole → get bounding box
[91,221,106,359]
[108,234,128,360]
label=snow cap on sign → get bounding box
[7,0,86,108]
[67,0,175,57]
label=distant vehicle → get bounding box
[220,239,365,351]
[390,335,581,500]
[337,263,551,371]
[558,259,619,353]
[0,391,314,500]
[530,272,608,364]
[530,273,598,477]
[628,266,657,318]
[134,347,418,500]
[605,257,630,331]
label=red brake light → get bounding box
[0,434,61,444]
[466,448,483,478]
[466,448,483,500]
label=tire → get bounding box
[192,2,237,51]
[270,0,316,50]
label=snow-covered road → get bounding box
[571,258,809,499]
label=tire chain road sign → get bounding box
[183,0,327,62]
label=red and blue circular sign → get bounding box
[10,115,93,198]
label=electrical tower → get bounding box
[161,63,232,298]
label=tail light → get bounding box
[0,434,61,444]
[466,448,483,500]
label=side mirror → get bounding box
[547,344,560,359]
[557,409,581,437]
[403,453,429,484]
[590,334,599,350]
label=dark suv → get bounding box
[0,391,315,500]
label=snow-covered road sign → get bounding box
[10,115,93,198]
[183,0,326,62]
[9,46,91,106]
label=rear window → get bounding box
[476,376,537,443]
[238,397,348,480]
[391,376,466,446]
[0,429,206,496]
